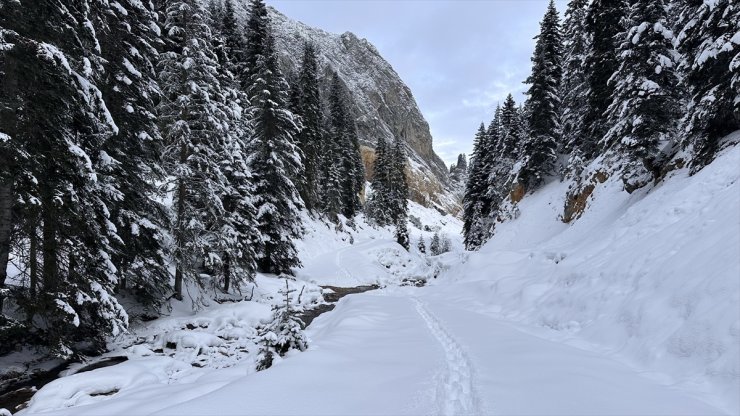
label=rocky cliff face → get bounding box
[266,8,460,214]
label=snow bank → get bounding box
[294,205,461,287]
[441,142,740,413]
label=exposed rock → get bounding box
[264,8,460,214]
[562,170,608,223]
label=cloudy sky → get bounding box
[268,0,568,167]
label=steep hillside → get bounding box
[449,136,740,413]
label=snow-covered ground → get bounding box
[13,145,740,415]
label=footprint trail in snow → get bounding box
[414,298,481,416]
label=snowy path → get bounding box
[25,286,728,416]
[413,298,480,416]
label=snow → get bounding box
[54,300,80,327]
[122,58,141,78]
[13,141,740,415]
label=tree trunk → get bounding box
[223,253,230,293]
[29,227,37,297]
[173,142,187,300]
[0,181,11,314]
[41,191,58,292]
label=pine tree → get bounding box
[158,0,230,299]
[395,218,410,250]
[430,232,441,256]
[561,0,591,173]
[220,0,245,81]
[91,0,172,309]
[328,73,365,218]
[256,278,307,370]
[389,139,410,224]
[520,0,562,190]
[246,31,304,275]
[0,0,128,354]
[440,234,451,254]
[243,0,269,91]
[498,94,523,160]
[462,123,492,250]
[677,0,740,171]
[417,236,427,254]
[366,137,392,225]
[293,43,322,212]
[604,0,680,192]
[583,0,627,158]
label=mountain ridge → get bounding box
[264,7,461,214]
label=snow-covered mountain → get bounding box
[265,8,460,214]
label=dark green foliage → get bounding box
[561,0,590,170]
[328,73,365,219]
[605,0,680,191]
[0,0,129,355]
[243,0,269,90]
[246,32,304,275]
[583,0,627,158]
[677,0,740,171]
[367,137,408,243]
[520,0,562,190]
[92,0,171,310]
[292,43,322,212]
[462,123,493,250]
[159,0,231,299]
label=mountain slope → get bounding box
[450,134,740,414]
[266,8,459,214]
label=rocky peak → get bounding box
[266,7,459,214]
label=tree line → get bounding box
[0,0,406,357]
[463,0,739,250]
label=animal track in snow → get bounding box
[414,298,480,416]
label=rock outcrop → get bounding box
[266,8,459,214]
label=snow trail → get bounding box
[413,298,481,416]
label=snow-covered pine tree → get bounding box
[0,0,128,355]
[389,139,409,223]
[430,232,441,256]
[462,123,491,250]
[417,236,427,254]
[560,0,591,175]
[677,0,740,171]
[158,0,229,299]
[342,100,366,219]
[366,137,392,226]
[207,0,224,31]
[604,0,680,192]
[292,43,322,212]
[499,94,523,161]
[328,73,365,218]
[583,0,627,159]
[214,0,260,293]
[256,278,307,370]
[441,234,451,254]
[390,139,409,248]
[219,0,245,80]
[246,30,304,275]
[243,0,269,91]
[482,109,503,212]
[395,217,410,250]
[520,0,562,191]
[91,0,172,309]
